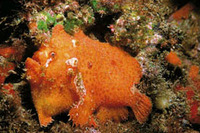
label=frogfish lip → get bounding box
[25,57,41,68]
[31,50,49,65]
[31,56,41,65]
[25,57,43,85]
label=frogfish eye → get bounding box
[49,51,56,58]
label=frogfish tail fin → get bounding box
[132,92,152,124]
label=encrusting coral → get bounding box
[189,65,199,80]
[168,2,195,22]
[165,51,182,66]
[25,24,152,127]
[0,44,25,85]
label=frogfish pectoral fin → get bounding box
[38,112,54,127]
[96,107,129,123]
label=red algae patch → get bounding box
[175,85,200,124]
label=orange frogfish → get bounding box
[25,24,152,127]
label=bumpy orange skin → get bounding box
[25,24,152,127]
